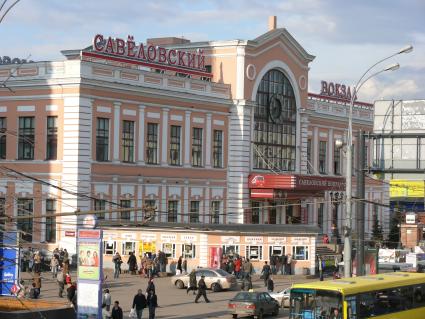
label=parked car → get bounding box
[269,287,290,308]
[171,268,237,292]
[228,291,279,319]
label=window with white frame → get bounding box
[223,245,239,257]
[292,246,309,260]
[189,201,200,223]
[122,241,136,255]
[319,141,327,174]
[246,245,263,260]
[162,243,176,258]
[104,241,116,255]
[269,245,285,257]
[182,244,196,259]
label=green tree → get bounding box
[386,210,402,248]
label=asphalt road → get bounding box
[21,270,317,319]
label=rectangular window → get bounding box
[292,246,309,260]
[182,244,196,259]
[122,120,135,162]
[222,245,239,257]
[146,123,158,164]
[144,200,156,220]
[0,198,5,226]
[121,241,136,255]
[319,141,327,174]
[246,245,263,260]
[96,118,109,161]
[45,199,56,243]
[0,118,6,159]
[168,200,178,222]
[269,246,285,257]
[169,125,181,165]
[18,117,35,160]
[192,127,203,166]
[162,243,176,258]
[213,130,223,168]
[190,201,200,223]
[211,201,220,224]
[252,201,260,224]
[104,241,116,255]
[94,199,106,220]
[17,199,33,242]
[318,202,324,231]
[46,116,58,160]
[334,146,341,175]
[307,138,312,173]
[120,199,131,221]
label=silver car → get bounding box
[269,287,290,308]
[171,268,237,292]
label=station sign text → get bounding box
[320,80,353,101]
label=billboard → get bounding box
[0,231,19,296]
[390,180,424,198]
[77,227,102,319]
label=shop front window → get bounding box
[292,246,309,260]
[223,245,239,257]
[246,245,263,260]
[104,241,116,255]
[269,246,285,257]
[122,241,136,255]
[162,243,176,258]
[253,69,296,171]
[182,244,196,259]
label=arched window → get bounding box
[253,69,297,171]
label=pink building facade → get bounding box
[0,18,388,271]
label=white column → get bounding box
[113,102,121,162]
[205,113,212,168]
[112,179,118,221]
[328,128,334,174]
[41,199,46,242]
[313,126,319,173]
[161,182,167,223]
[161,108,169,166]
[138,105,145,164]
[183,182,189,223]
[184,111,191,167]
[204,185,210,223]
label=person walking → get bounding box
[50,256,59,278]
[158,250,167,273]
[111,300,123,319]
[102,303,111,319]
[103,289,112,311]
[147,289,158,319]
[267,276,274,293]
[242,258,253,279]
[112,252,122,279]
[187,269,197,295]
[146,278,155,295]
[128,252,137,275]
[234,257,241,279]
[63,249,70,274]
[182,258,187,274]
[261,261,271,287]
[132,289,147,319]
[281,254,287,275]
[286,253,292,275]
[57,270,65,298]
[194,275,210,303]
[318,256,324,281]
[177,256,183,275]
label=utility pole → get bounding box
[356,130,366,276]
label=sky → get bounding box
[0,0,423,102]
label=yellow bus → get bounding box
[289,272,425,319]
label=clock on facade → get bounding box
[268,94,283,123]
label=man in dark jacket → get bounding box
[261,261,271,287]
[147,289,158,319]
[132,289,147,319]
[111,300,123,319]
[194,275,210,303]
[186,269,197,295]
[128,252,137,275]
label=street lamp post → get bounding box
[343,45,413,278]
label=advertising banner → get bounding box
[77,225,102,319]
[0,231,19,296]
[78,242,101,280]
